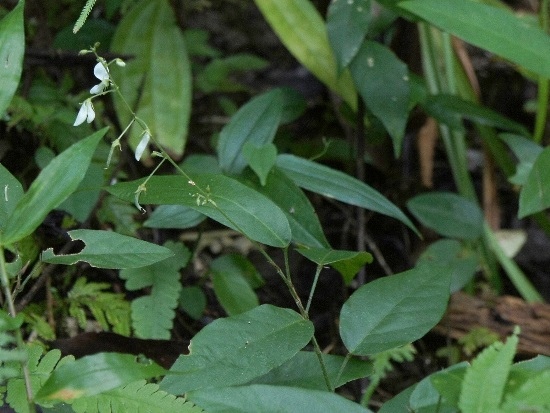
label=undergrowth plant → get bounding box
[1,0,550,412]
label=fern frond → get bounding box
[73,0,98,33]
[120,242,190,339]
[72,380,203,413]
[0,310,27,383]
[68,277,131,335]
[5,344,75,412]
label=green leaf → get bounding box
[326,0,371,71]
[407,192,484,240]
[276,154,418,235]
[458,330,519,413]
[340,265,450,355]
[242,167,330,248]
[1,129,106,245]
[160,305,314,394]
[36,353,166,401]
[501,370,550,412]
[430,362,469,409]
[107,174,292,247]
[189,384,373,413]
[111,0,192,157]
[416,239,478,293]
[253,0,357,108]
[144,205,206,229]
[210,254,261,316]
[399,0,550,78]
[218,89,283,174]
[41,229,174,269]
[121,241,189,339]
[72,380,203,413]
[250,351,372,390]
[422,94,530,136]
[0,0,25,116]
[243,142,277,186]
[349,41,410,156]
[179,286,207,320]
[518,147,550,218]
[0,164,23,231]
[499,133,543,185]
[296,247,373,284]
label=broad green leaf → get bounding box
[242,167,330,248]
[416,239,478,293]
[340,265,450,355]
[277,154,418,235]
[243,142,277,186]
[399,0,550,78]
[144,205,206,229]
[211,253,265,289]
[499,133,543,185]
[326,0,371,71]
[41,229,174,269]
[1,129,106,245]
[36,353,165,401]
[188,384,373,413]
[407,192,483,240]
[160,305,314,393]
[58,162,104,222]
[423,94,530,137]
[430,362,469,409]
[111,0,192,157]
[253,0,357,108]
[409,372,457,412]
[501,370,550,412]
[121,241,189,338]
[0,0,25,116]
[349,41,410,156]
[518,147,550,218]
[297,247,373,284]
[459,330,519,413]
[0,164,23,231]
[210,254,260,316]
[250,351,372,390]
[217,89,283,174]
[107,174,292,247]
[378,384,417,413]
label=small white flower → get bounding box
[135,132,151,161]
[73,99,95,126]
[90,62,110,94]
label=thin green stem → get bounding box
[334,352,351,389]
[0,246,35,412]
[305,265,323,314]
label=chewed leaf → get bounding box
[41,229,174,269]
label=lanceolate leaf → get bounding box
[160,305,314,394]
[349,41,410,156]
[111,0,192,157]
[407,192,484,240]
[218,89,282,174]
[0,164,23,231]
[41,229,174,269]
[242,168,330,248]
[1,129,107,245]
[188,384,373,413]
[518,147,550,218]
[326,0,371,71]
[107,174,292,247]
[399,0,550,78]
[340,265,451,355]
[36,353,166,401]
[499,133,543,186]
[0,0,25,116]
[276,154,418,235]
[253,0,357,108]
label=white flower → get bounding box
[73,99,95,126]
[135,132,151,161]
[90,62,110,94]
